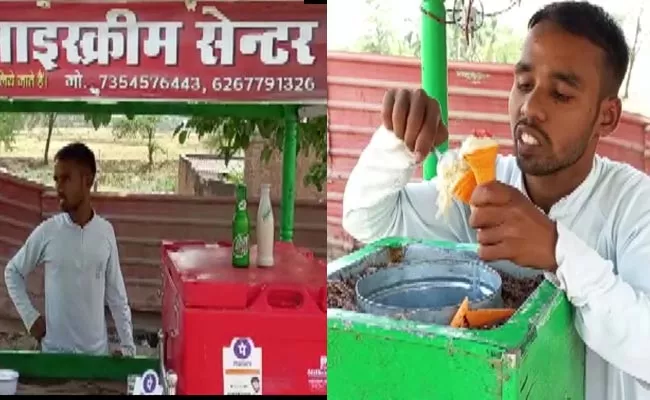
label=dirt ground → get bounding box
[16,379,126,395]
[0,331,156,395]
[0,331,37,351]
[0,331,158,356]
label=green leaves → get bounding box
[299,115,326,192]
[84,112,112,130]
[111,115,162,167]
[77,111,327,191]
[0,113,24,151]
[173,114,326,192]
[112,115,160,140]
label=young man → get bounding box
[4,142,136,356]
[343,2,649,400]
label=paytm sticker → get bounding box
[223,337,262,395]
[132,369,163,395]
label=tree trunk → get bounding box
[147,130,154,168]
[43,113,57,165]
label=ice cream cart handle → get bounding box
[157,329,178,395]
[251,285,321,312]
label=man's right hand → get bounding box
[29,316,46,342]
[382,88,449,162]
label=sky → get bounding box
[327,0,650,106]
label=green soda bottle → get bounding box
[232,184,250,268]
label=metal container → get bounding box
[355,259,503,325]
[327,238,585,400]
[0,369,18,396]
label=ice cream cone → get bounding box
[450,297,470,328]
[465,308,515,328]
[463,145,498,184]
[452,170,477,204]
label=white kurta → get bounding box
[4,212,136,356]
[342,126,650,400]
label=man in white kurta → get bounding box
[4,142,135,356]
[344,129,650,399]
[342,2,649,400]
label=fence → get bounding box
[0,172,325,331]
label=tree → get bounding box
[0,114,24,151]
[356,0,401,55]
[42,113,57,164]
[352,0,522,63]
[111,115,162,168]
[446,17,522,63]
[84,112,113,131]
[174,115,327,192]
[24,113,58,164]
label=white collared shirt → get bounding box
[4,212,136,356]
[342,126,650,400]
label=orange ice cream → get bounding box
[436,130,499,217]
[459,130,499,185]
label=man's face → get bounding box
[508,21,617,176]
[54,159,90,212]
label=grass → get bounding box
[0,126,242,193]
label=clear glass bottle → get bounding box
[256,183,274,267]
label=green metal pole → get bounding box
[421,0,449,180]
[280,105,298,242]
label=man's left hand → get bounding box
[469,181,559,271]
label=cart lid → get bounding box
[162,241,325,309]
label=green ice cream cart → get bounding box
[0,0,325,394]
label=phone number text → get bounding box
[98,75,316,93]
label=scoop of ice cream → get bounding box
[437,148,460,173]
[435,150,469,218]
[461,130,499,184]
[459,133,498,156]
[435,130,499,218]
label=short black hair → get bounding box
[528,1,629,96]
[55,142,97,178]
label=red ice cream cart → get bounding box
[161,241,326,395]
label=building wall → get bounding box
[176,154,238,197]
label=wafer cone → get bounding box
[449,297,470,328]
[452,170,477,204]
[463,145,499,184]
[464,308,515,328]
[450,298,516,329]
